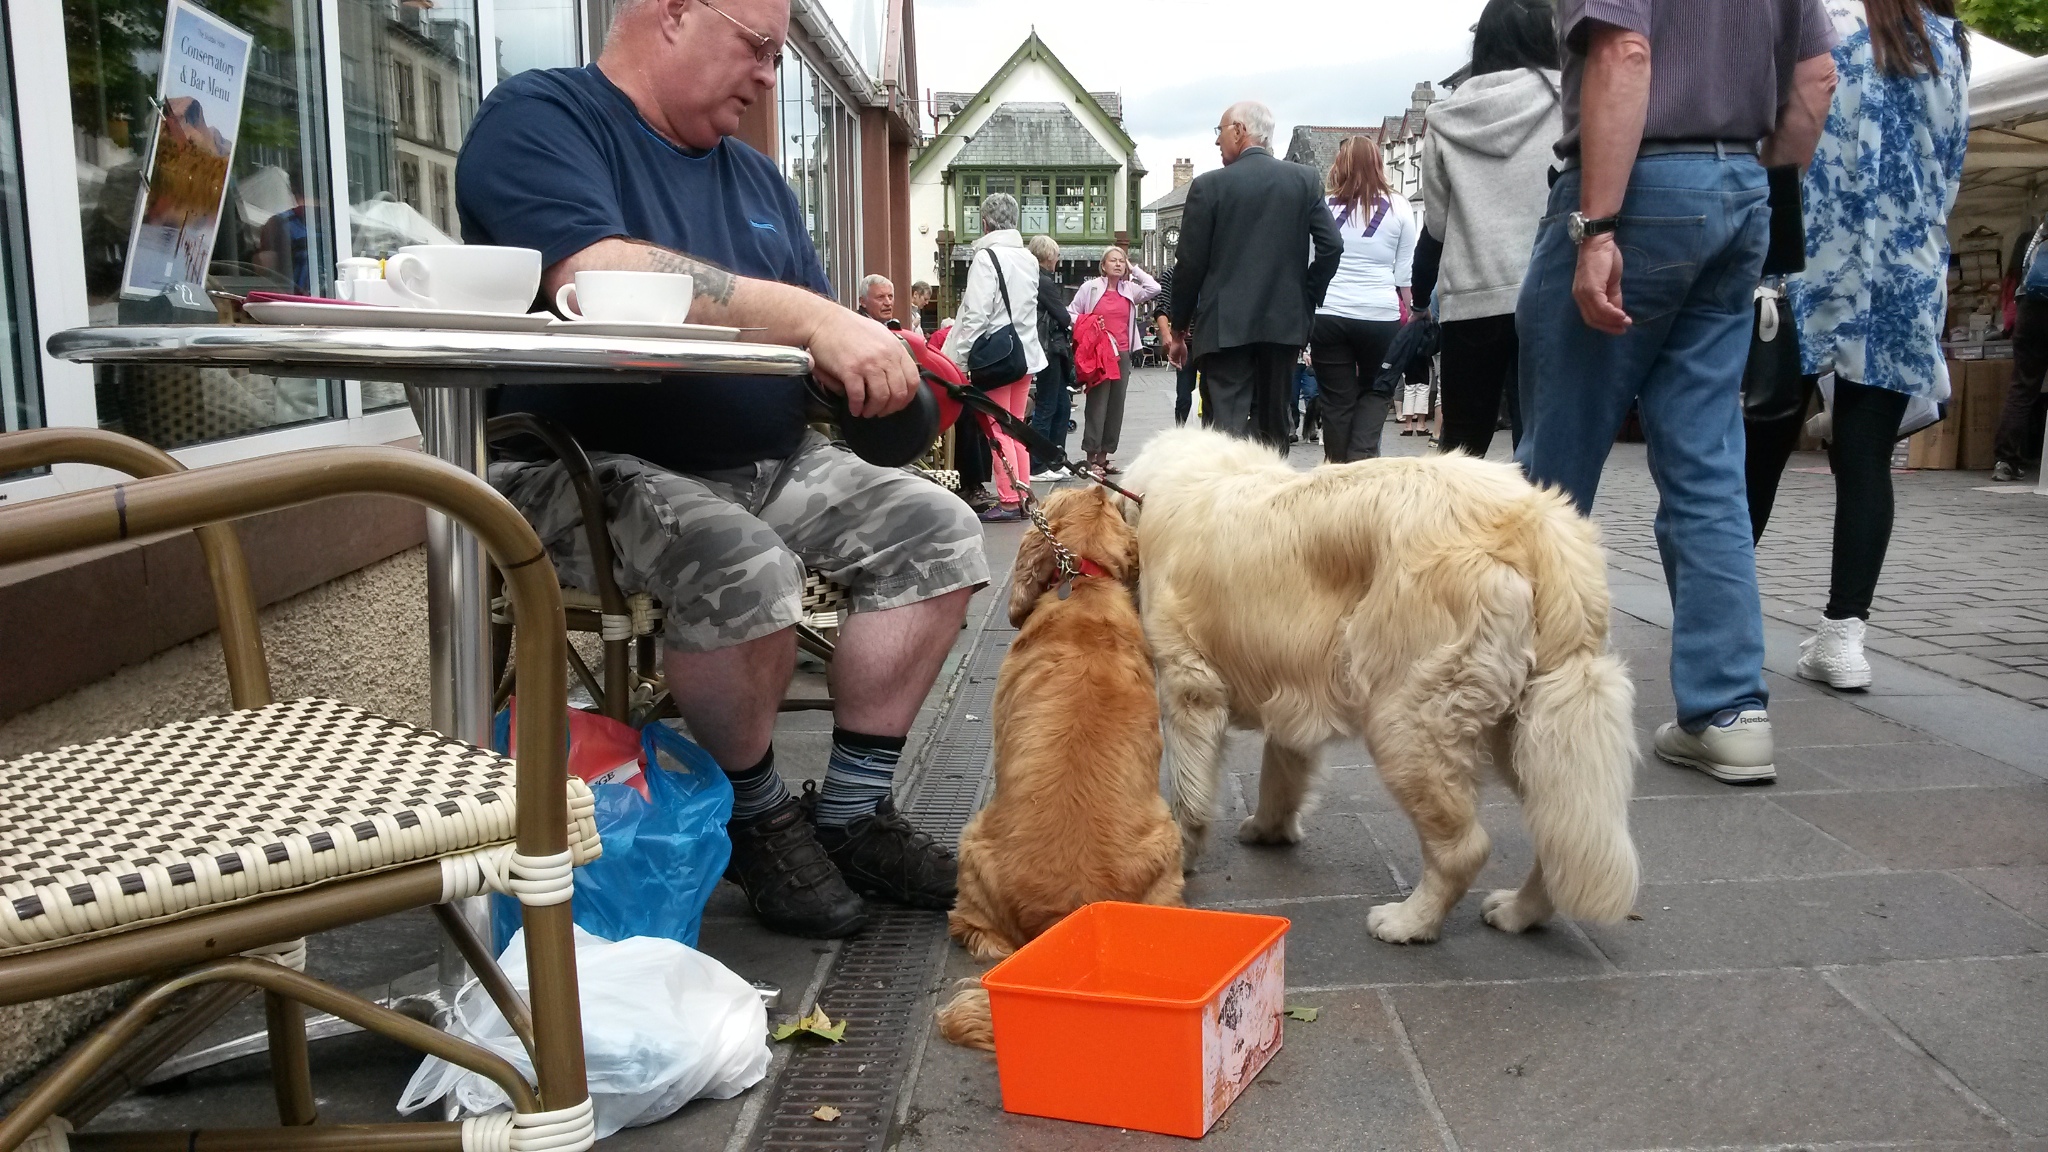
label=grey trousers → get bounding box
[1082,350,1134,455]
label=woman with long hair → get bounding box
[1421,0,1560,457]
[1067,246,1160,476]
[1752,0,1970,688]
[1308,134,1417,462]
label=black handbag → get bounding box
[1761,164,1806,277]
[965,246,1029,390]
[1740,286,1807,423]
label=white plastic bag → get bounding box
[398,926,770,1138]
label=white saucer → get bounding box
[246,300,554,332]
[545,319,742,341]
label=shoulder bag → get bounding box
[966,246,1029,390]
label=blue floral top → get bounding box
[1789,1,1970,398]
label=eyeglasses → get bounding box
[1214,122,1239,140]
[698,0,784,68]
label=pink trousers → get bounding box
[984,376,1032,506]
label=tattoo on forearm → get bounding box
[625,239,739,306]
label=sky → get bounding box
[913,0,1497,205]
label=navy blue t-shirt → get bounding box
[456,65,830,472]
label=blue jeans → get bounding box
[1515,154,1771,731]
[1029,356,1074,474]
[1174,363,1199,425]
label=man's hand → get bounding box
[1166,332,1188,368]
[1573,235,1630,335]
[807,308,920,417]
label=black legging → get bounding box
[1308,314,1399,462]
[1747,375,1910,620]
[1437,313,1521,457]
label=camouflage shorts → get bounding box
[490,431,989,652]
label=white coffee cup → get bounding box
[555,271,695,325]
[384,245,542,313]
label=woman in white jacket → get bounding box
[1421,0,1561,458]
[947,192,1048,522]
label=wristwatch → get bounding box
[1568,211,1620,245]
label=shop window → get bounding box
[496,0,581,81]
[1021,176,1049,235]
[1056,178,1084,236]
[337,0,480,411]
[777,49,850,297]
[0,10,39,438]
[65,0,342,450]
[1087,176,1108,237]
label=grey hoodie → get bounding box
[1422,68,1562,322]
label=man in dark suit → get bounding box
[1167,100,1343,449]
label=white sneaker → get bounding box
[1030,467,1064,482]
[1654,709,1775,784]
[1797,615,1872,690]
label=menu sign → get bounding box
[119,0,253,306]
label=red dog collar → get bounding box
[1074,558,1115,581]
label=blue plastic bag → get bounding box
[492,718,733,952]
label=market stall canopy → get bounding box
[1962,45,2048,212]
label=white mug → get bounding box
[383,245,542,313]
[555,271,695,324]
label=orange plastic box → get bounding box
[979,902,1291,1138]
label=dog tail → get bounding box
[1513,648,1640,922]
[936,979,995,1051]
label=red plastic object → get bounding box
[980,902,1291,1138]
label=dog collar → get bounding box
[1056,556,1117,600]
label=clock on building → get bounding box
[1164,227,1180,247]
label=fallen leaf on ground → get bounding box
[813,1105,842,1122]
[773,1006,848,1043]
[1626,912,1644,921]
[1284,1005,1319,1022]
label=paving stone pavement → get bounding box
[896,370,2048,1152]
[48,368,2048,1151]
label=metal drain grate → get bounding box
[748,594,1011,1151]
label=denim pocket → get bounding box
[1617,214,1708,325]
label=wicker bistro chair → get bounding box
[482,414,850,724]
[0,437,600,1152]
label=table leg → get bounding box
[417,387,498,1052]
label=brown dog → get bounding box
[937,486,1183,1050]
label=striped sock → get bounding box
[812,728,906,828]
[725,747,791,823]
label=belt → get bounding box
[1558,139,1760,172]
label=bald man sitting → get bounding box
[457,0,984,940]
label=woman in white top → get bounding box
[1307,135,1417,462]
[947,192,1049,522]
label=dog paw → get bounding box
[1366,899,1442,944]
[1237,813,1304,846]
[1480,888,1548,934]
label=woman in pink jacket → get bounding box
[1067,248,1160,476]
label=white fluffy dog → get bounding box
[1118,427,1640,943]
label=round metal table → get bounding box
[47,324,812,749]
